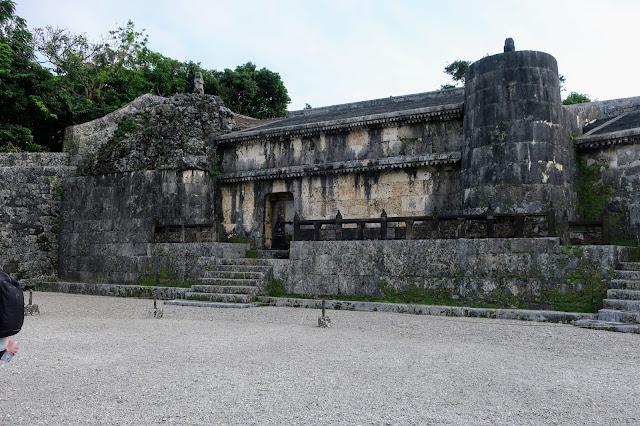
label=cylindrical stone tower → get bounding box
[462,40,576,214]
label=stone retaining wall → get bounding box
[0,153,76,284]
[578,143,640,240]
[59,170,215,284]
[282,239,628,311]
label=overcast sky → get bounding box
[15,0,640,111]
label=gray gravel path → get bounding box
[1,292,639,425]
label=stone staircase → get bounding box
[574,261,640,333]
[164,250,286,308]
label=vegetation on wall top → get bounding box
[0,0,290,153]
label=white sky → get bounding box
[15,0,640,111]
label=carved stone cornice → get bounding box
[216,152,461,183]
[575,128,640,151]
[216,103,464,146]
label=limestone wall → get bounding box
[59,170,215,284]
[217,119,463,246]
[223,121,463,172]
[282,239,626,311]
[219,165,461,246]
[578,143,640,240]
[0,153,76,283]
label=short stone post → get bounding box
[561,211,570,245]
[153,297,163,319]
[457,217,466,238]
[313,223,322,241]
[514,214,524,238]
[486,206,495,238]
[193,71,204,95]
[405,218,414,240]
[547,205,556,237]
[318,299,331,328]
[335,210,343,240]
[380,209,387,240]
[24,290,40,315]
[356,221,365,240]
[293,212,301,241]
[602,213,611,245]
[431,207,439,239]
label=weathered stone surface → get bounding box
[70,93,235,175]
[462,50,576,215]
[59,170,217,284]
[0,153,76,284]
[279,239,623,310]
[577,138,640,239]
[36,281,187,299]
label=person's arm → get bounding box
[6,337,18,354]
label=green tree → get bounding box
[563,92,591,105]
[441,60,471,89]
[0,0,58,151]
[34,20,148,109]
[219,62,289,118]
[2,9,291,151]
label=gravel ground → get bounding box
[1,292,639,425]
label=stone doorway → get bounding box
[264,192,294,250]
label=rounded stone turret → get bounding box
[462,41,576,214]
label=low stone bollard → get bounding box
[24,290,40,315]
[318,299,331,328]
[151,297,163,319]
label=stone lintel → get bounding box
[217,152,461,183]
[576,128,640,151]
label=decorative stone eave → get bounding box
[216,152,461,184]
[575,127,640,151]
[216,103,464,146]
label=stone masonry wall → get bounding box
[219,165,461,246]
[59,170,214,284]
[223,121,463,173]
[0,153,76,284]
[578,143,640,240]
[282,239,626,311]
[217,119,463,246]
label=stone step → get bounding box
[207,264,273,274]
[609,279,640,290]
[219,258,274,266]
[184,292,254,303]
[602,299,640,312]
[617,262,640,271]
[607,289,640,300]
[574,319,640,334]
[615,270,640,280]
[254,250,289,259]
[199,278,262,287]
[190,284,260,294]
[202,270,265,280]
[597,309,640,323]
[164,300,256,309]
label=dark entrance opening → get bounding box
[264,192,294,250]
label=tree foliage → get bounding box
[441,60,471,89]
[0,4,290,152]
[219,62,290,118]
[562,92,591,105]
[0,0,57,151]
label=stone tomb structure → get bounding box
[1,41,639,310]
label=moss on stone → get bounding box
[544,263,608,313]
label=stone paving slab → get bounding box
[257,296,597,323]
